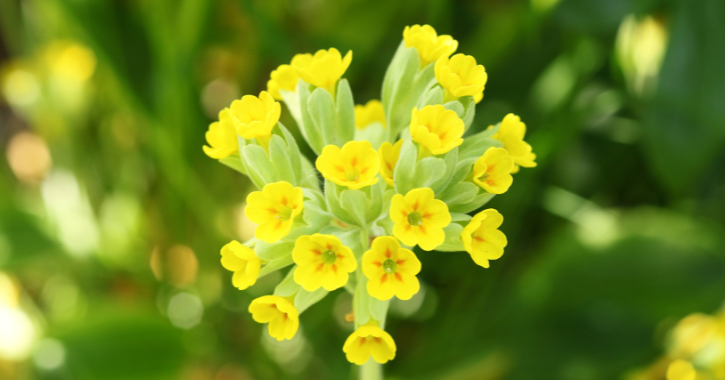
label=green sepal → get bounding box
[218,154,247,175]
[436,222,467,252]
[273,266,300,297]
[439,182,480,206]
[429,148,459,194]
[336,79,356,143]
[302,189,333,229]
[354,122,387,150]
[300,155,321,191]
[295,287,329,314]
[325,179,357,226]
[255,240,294,261]
[382,41,437,140]
[417,85,444,108]
[258,255,294,278]
[354,273,372,328]
[368,298,390,329]
[297,80,325,154]
[325,180,383,228]
[277,122,304,185]
[449,192,496,214]
[458,135,504,160]
[393,139,452,195]
[280,87,302,127]
[308,86,339,147]
[268,134,296,184]
[241,144,276,186]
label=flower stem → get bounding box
[360,360,382,380]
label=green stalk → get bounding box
[360,360,383,380]
[354,225,384,380]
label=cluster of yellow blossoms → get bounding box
[630,311,725,380]
[203,25,536,370]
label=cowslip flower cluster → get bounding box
[203,24,536,375]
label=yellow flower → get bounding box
[293,234,357,291]
[461,209,507,268]
[267,64,299,101]
[343,325,396,365]
[292,48,352,96]
[230,91,281,142]
[490,113,537,172]
[202,109,238,159]
[378,140,403,187]
[363,236,421,301]
[245,181,304,244]
[435,53,488,103]
[390,188,451,251]
[472,147,514,194]
[248,295,299,341]
[315,141,380,190]
[220,240,261,290]
[410,105,464,155]
[355,99,386,130]
[403,24,458,68]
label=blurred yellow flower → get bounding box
[461,209,507,268]
[316,141,380,189]
[292,48,352,96]
[435,53,488,103]
[667,360,696,380]
[343,325,396,365]
[220,240,261,290]
[362,236,421,301]
[245,181,304,244]
[390,188,451,251]
[230,91,281,144]
[403,24,458,68]
[378,140,403,187]
[248,295,299,341]
[490,113,537,172]
[410,105,464,155]
[355,99,386,130]
[203,109,238,159]
[472,147,514,194]
[293,234,357,291]
[267,64,299,101]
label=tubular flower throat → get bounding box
[316,140,380,189]
[390,188,451,251]
[410,105,464,155]
[461,209,508,268]
[472,147,514,194]
[363,236,421,301]
[248,295,299,341]
[403,24,458,68]
[343,325,397,365]
[490,113,537,173]
[292,48,352,96]
[378,140,403,187]
[293,234,357,291]
[220,240,261,290]
[435,53,488,103]
[230,90,281,141]
[203,108,238,159]
[244,181,304,244]
[267,64,299,101]
[355,99,387,130]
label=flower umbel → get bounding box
[461,209,507,268]
[363,236,421,301]
[202,109,238,159]
[490,113,537,172]
[248,295,299,341]
[435,53,488,103]
[390,188,451,251]
[267,64,299,101]
[230,90,281,143]
[316,140,380,189]
[472,147,514,194]
[378,140,403,187]
[355,99,386,130]
[403,24,458,68]
[410,105,464,155]
[292,48,352,96]
[293,234,357,291]
[220,240,261,290]
[343,325,397,365]
[244,181,304,244]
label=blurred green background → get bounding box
[1,0,724,379]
